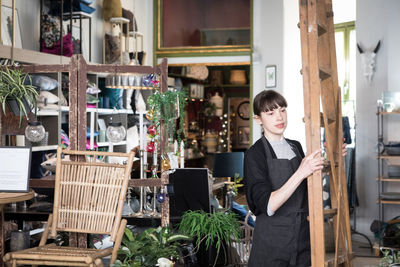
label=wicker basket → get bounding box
[229,70,246,85]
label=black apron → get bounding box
[248,137,311,267]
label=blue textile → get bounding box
[232,201,255,227]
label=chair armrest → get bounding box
[110,219,127,264]
[39,214,54,246]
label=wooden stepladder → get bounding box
[298,0,353,266]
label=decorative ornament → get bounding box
[106,122,126,143]
[357,41,381,84]
[146,141,155,153]
[25,121,46,142]
[156,189,166,203]
[145,109,155,121]
[148,125,157,136]
[161,155,171,171]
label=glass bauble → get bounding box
[25,121,46,142]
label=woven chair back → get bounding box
[51,147,134,241]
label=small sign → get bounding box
[0,147,31,192]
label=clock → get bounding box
[237,101,250,120]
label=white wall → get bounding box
[356,0,400,239]
[252,0,284,143]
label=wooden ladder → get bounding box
[298,0,353,266]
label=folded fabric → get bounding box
[29,75,59,91]
[61,129,70,149]
[86,139,99,149]
[86,94,99,103]
[87,128,99,138]
[41,33,73,57]
[63,0,96,14]
[86,103,97,108]
[231,201,255,227]
[37,91,59,104]
[87,83,101,94]
[80,0,95,5]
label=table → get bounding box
[0,191,34,267]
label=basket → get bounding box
[229,70,246,85]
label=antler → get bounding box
[357,43,364,54]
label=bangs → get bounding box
[253,90,287,115]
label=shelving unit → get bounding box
[377,105,400,249]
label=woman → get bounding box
[244,90,328,267]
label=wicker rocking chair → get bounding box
[4,147,135,266]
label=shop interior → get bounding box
[0,0,397,266]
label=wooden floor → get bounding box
[234,192,381,266]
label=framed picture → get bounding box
[0,147,31,192]
[265,65,277,88]
[1,5,23,48]
[238,126,250,145]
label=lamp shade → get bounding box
[212,152,244,178]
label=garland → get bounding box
[147,89,187,151]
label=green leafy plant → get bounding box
[380,249,400,267]
[0,66,37,124]
[111,226,191,267]
[147,89,187,147]
[231,173,244,196]
[178,210,241,267]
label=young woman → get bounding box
[244,90,326,267]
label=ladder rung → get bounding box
[318,24,327,36]
[324,208,337,217]
[319,68,331,81]
[325,252,355,267]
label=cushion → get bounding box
[30,75,59,91]
[102,0,122,21]
[37,91,59,104]
[41,33,73,57]
[104,33,121,64]
[38,103,59,110]
[231,201,255,227]
[122,8,137,34]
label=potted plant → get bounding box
[380,249,400,267]
[0,66,38,124]
[111,226,191,267]
[178,210,241,267]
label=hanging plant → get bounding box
[0,65,38,125]
[147,89,188,147]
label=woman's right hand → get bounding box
[296,149,324,179]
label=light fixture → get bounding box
[25,121,46,142]
[106,122,126,143]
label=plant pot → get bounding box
[7,97,31,117]
[196,237,228,266]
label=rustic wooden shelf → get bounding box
[377,177,400,182]
[377,198,400,205]
[377,111,400,115]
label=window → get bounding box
[335,21,356,145]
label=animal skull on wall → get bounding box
[357,41,381,84]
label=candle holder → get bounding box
[151,164,159,178]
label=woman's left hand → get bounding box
[342,141,347,157]
[323,139,347,157]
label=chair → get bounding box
[4,147,135,266]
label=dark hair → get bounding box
[253,90,287,116]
